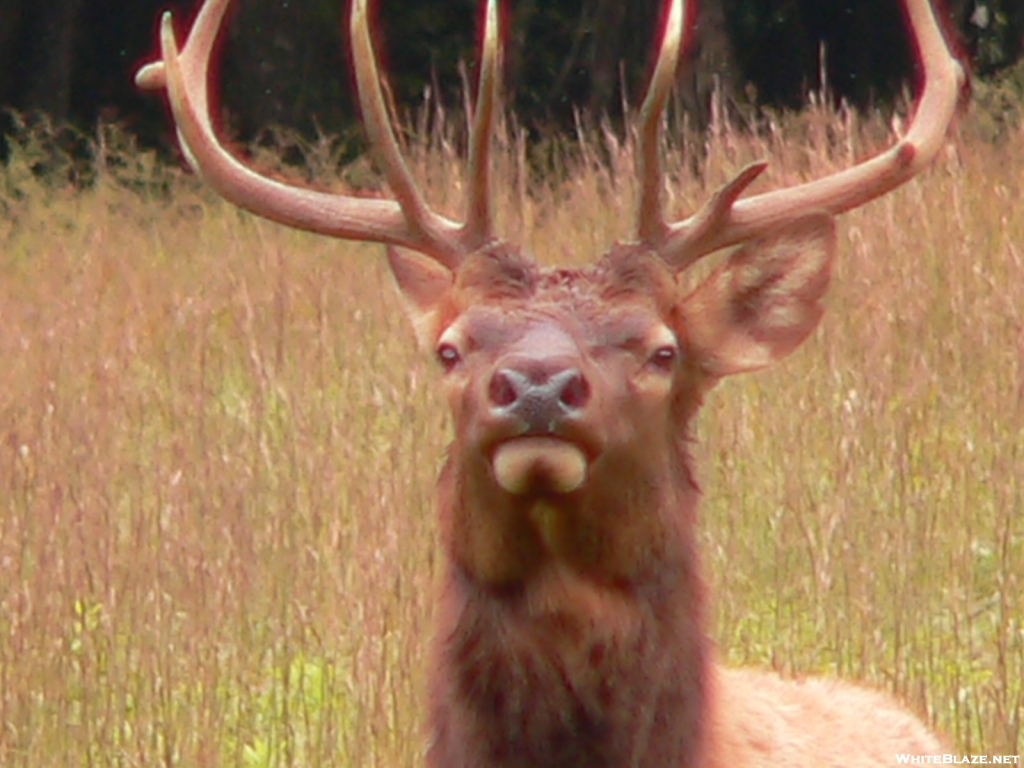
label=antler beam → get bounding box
[136,0,504,270]
[635,0,964,269]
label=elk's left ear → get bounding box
[680,213,836,381]
[387,246,455,350]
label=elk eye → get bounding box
[436,343,461,371]
[650,344,678,370]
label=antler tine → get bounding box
[135,0,226,164]
[350,0,469,268]
[655,0,964,269]
[635,0,686,247]
[135,0,481,270]
[462,0,502,250]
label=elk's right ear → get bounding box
[387,246,456,350]
[679,213,836,382]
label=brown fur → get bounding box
[387,238,944,768]
[706,668,944,767]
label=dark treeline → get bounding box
[1,0,1023,160]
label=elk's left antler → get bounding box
[634,0,965,269]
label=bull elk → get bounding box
[137,1,964,766]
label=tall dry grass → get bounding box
[0,106,1021,767]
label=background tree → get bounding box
[0,0,1021,161]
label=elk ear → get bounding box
[387,246,455,350]
[680,213,836,381]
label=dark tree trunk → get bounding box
[24,0,86,121]
[0,1,29,111]
[582,0,630,116]
[506,0,540,104]
[679,0,741,128]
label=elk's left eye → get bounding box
[650,345,678,369]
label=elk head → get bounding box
[137,1,962,765]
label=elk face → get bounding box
[387,212,836,586]
[402,246,684,493]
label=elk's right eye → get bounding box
[436,343,461,371]
[650,344,678,370]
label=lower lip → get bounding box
[491,437,589,495]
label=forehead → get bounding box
[450,263,675,348]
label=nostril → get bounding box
[488,369,520,408]
[558,370,590,411]
[489,365,588,421]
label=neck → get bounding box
[428,445,712,768]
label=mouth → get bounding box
[491,437,589,495]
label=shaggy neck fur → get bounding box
[427,430,712,768]
[421,250,718,768]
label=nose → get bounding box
[488,359,591,432]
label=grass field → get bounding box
[0,108,1021,767]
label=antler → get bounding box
[135,0,503,271]
[636,0,965,269]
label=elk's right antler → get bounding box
[136,0,503,270]
[635,0,964,269]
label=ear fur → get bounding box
[680,213,836,381]
[386,246,454,350]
